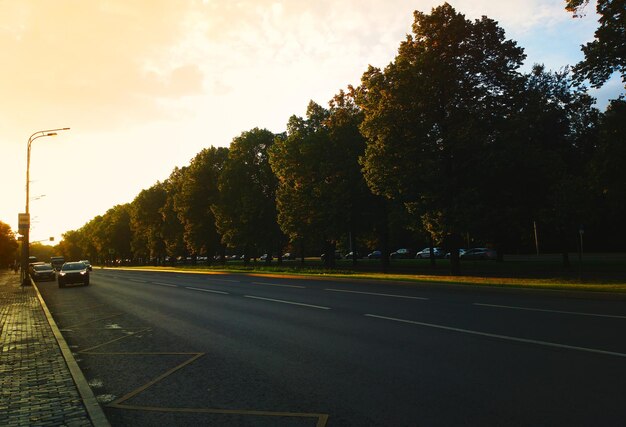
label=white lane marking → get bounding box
[129,279,148,283]
[186,287,229,295]
[153,282,178,288]
[364,314,626,358]
[244,295,330,310]
[473,303,626,320]
[206,278,240,283]
[252,281,305,289]
[326,288,428,300]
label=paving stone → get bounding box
[0,271,93,426]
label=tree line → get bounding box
[3,3,623,274]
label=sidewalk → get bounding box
[0,270,102,426]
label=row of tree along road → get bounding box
[46,2,626,275]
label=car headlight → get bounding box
[59,272,66,276]
[80,271,86,275]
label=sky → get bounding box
[1,0,623,245]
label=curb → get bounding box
[32,277,111,427]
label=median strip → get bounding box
[326,288,428,300]
[364,314,626,358]
[473,303,626,319]
[244,295,330,310]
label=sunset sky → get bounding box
[1,0,623,245]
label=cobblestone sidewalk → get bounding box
[0,270,93,426]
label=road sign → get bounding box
[18,213,30,233]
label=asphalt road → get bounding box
[37,268,626,426]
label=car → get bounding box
[461,248,496,260]
[30,263,56,282]
[80,260,93,271]
[445,249,467,258]
[390,248,413,259]
[415,247,445,259]
[259,254,273,261]
[367,250,382,259]
[321,251,342,261]
[283,252,296,260]
[344,251,361,259]
[58,262,90,288]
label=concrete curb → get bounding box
[32,277,111,427]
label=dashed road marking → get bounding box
[326,288,428,300]
[473,303,626,319]
[244,295,330,310]
[185,287,229,295]
[364,314,626,358]
[251,281,305,289]
[152,282,178,288]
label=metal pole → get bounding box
[533,221,539,256]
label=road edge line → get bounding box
[32,279,111,427]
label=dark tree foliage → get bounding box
[356,3,526,273]
[0,220,18,267]
[566,0,626,88]
[130,182,168,264]
[212,128,282,263]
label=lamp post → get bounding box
[20,127,70,285]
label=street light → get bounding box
[20,127,70,285]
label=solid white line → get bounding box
[186,287,229,295]
[252,281,305,289]
[326,288,428,300]
[473,303,626,319]
[364,314,626,358]
[152,282,178,288]
[244,295,330,310]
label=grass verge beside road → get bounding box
[103,253,626,294]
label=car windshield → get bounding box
[33,264,53,271]
[62,263,86,271]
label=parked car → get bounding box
[390,248,413,259]
[259,254,273,261]
[30,263,56,282]
[321,251,342,261]
[461,248,496,260]
[344,251,361,259]
[445,249,467,259]
[283,252,296,260]
[367,250,382,259]
[80,260,93,271]
[58,262,90,288]
[415,247,445,259]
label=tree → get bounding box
[566,0,626,88]
[212,128,282,263]
[130,182,167,264]
[174,147,229,261]
[356,3,526,273]
[0,220,18,267]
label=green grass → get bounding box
[108,253,626,294]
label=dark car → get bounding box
[415,247,445,259]
[461,248,496,260]
[30,263,56,282]
[445,248,467,258]
[367,250,382,259]
[283,252,296,260]
[344,251,361,259]
[390,248,413,259]
[321,251,342,261]
[58,262,90,288]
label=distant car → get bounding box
[415,247,445,259]
[461,248,496,260]
[390,248,413,259]
[445,249,467,259]
[80,260,93,271]
[283,252,296,260]
[259,254,273,261]
[58,262,90,288]
[344,251,361,259]
[30,263,56,282]
[367,250,382,259]
[321,251,342,261]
